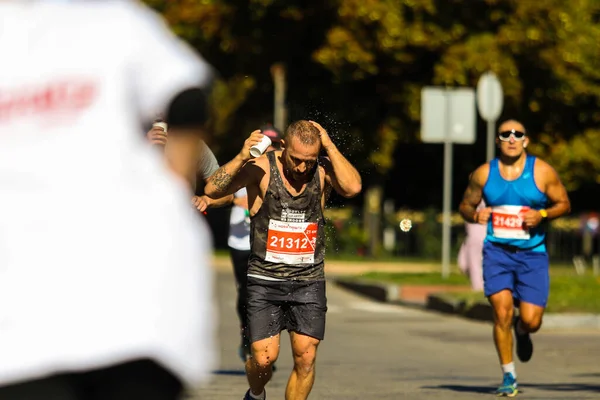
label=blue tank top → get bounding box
[482,155,548,251]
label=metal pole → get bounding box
[486,119,495,161]
[270,63,287,131]
[441,89,453,279]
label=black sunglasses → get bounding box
[498,129,526,141]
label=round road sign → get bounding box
[476,71,504,122]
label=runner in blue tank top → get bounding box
[459,120,571,397]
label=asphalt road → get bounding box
[193,271,600,399]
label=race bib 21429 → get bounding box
[491,205,531,240]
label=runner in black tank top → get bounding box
[247,151,326,281]
[203,120,362,400]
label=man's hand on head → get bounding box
[309,121,334,149]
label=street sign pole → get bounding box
[441,89,453,279]
[476,71,504,162]
[421,87,476,279]
[486,118,495,161]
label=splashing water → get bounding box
[290,102,364,156]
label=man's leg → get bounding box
[513,250,549,363]
[245,335,281,398]
[513,301,544,363]
[483,243,518,396]
[244,277,286,399]
[489,289,516,367]
[284,280,327,400]
[518,302,544,333]
[286,332,320,400]
[230,248,251,359]
[489,290,519,396]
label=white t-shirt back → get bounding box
[228,188,251,251]
[0,0,217,389]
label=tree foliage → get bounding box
[143,0,600,189]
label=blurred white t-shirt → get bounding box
[0,0,217,389]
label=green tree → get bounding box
[143,0,600,189]
[314,0,600,187]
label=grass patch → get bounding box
[324,254,441,264]
[546,274,600,313]
[360,270,600,313]
[360,272,470,285]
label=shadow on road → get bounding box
[421,384,494,394]
[521,383,600,393]
[572,373,600,378]
[423,382,600,395]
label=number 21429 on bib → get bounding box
[491,205,531,240]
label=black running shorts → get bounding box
[246,276,327,343]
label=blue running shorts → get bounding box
[483,241,549,307]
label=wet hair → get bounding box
[285,120,320,146]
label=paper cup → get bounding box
[153,121,168,132]
[250,135,272,158]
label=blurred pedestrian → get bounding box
[457,199,486,291]
[0,1,218,398]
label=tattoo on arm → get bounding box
[463,181,482,207]
[459,178,483,222]
[211,168,233,192]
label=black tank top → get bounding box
[247,151,325,281]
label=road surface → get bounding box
[193,271,600,399]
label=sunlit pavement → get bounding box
[192,270,600,399]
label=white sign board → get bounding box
[476,71,504,122]
[420,87,476,144]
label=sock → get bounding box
[501,362,517,379]
[249,390,265,400]
[516,319,527,335]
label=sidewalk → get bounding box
[210,254,600,331]
[211,254,440,276]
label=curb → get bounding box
[424,294,494,322]
[334,279,400,303]
[542,313,600,329]
[334,278,600,329]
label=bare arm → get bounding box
[538,161,571,220]
[320,150,362,198]
[310,121,362,198]
[204,193,234,208]
[459,165,489,223]
[204,130,265,198]
[204,155,253,198]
